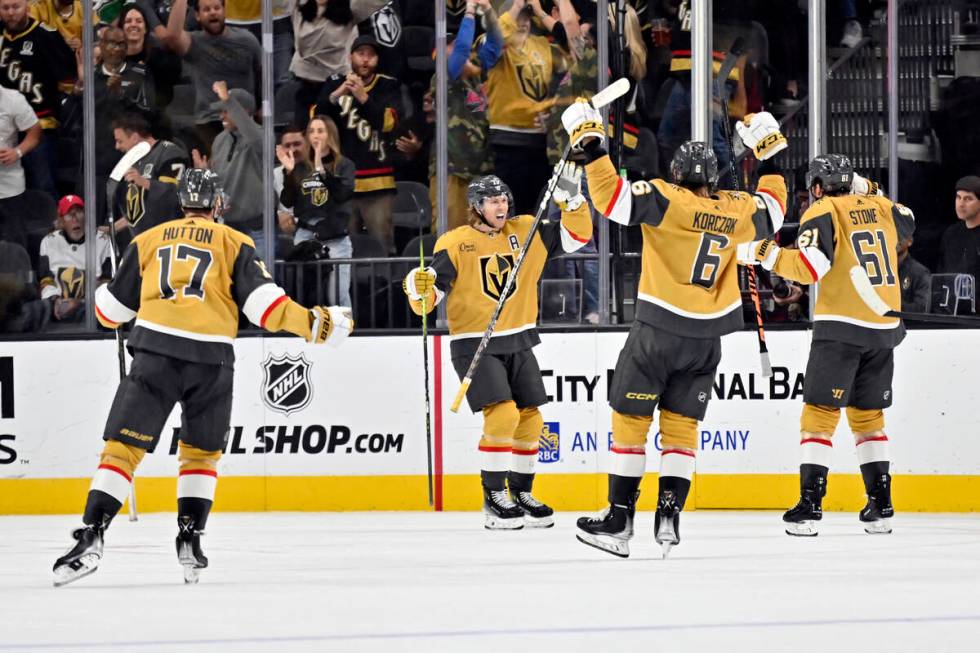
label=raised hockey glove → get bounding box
[551,161,586,211]
[561,98,605,150]
[736,239,780,271]
[402,266,437,300]
[309,305,354,347]
[736,112,787,161]
[851,173,883,196]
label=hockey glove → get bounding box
[851,173,883,196]
[402,266,437,300]
[736,239,780,271]
[309,305,354,347]
[736,112,788,161]
[551,161,586,211]
[561,98,605,150]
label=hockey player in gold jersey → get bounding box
[403,168,592,529]
[741,155,915,536]
[563,102,788,557]
[53,169,354,587]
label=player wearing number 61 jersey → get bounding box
[53,169,354,588]
[740,155,915,538]
[563,101,788,558]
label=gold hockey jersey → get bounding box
[771,193,915,348]
[95,217,314,364]
[487,11,562,134]
[585,151,787,337]
[417,204,592,358]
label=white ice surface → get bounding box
[2,512,979,652]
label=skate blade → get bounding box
[863,518,892,534]
[522,514,555,529]
[785,520,819,537]
[656,525,679,559]
[182,564,202,584]
[576,530,630,558]
[483,512,524,530]
[52,554,100,587]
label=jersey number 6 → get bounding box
[157,245,214,300]
[691,233,729,289]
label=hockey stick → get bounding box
[718,41,772,377]
[450,78,631,412]
[849,266,980,324]
[106,140,152,521]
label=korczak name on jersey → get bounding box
[336,95,385,162]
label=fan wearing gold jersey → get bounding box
[53,169,354,587]
[403,168,592,530]
[563,102,788,558]
[741,155,915,537]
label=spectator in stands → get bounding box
[70,26,154,220]
[277,115,356,307]
[291,0,390,116]
[132,0,183,43]
[37,195,112,324]
[314,34,402,254]
[0,239,48,333]
[898,236,930,313]
[226,0,294,87]
[110,112,189,237]
[122,3,182,114]
[166,0,263,154]
[358,1,405,81]
[426,0,499,231]
[486,0,564,215]
[0,85,41,251]
[0,0,75,197]
[30,0,82,50]
[274,125,307,240]
[192,81,265,251]
[938,176,980,285]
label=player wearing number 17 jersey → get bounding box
[53,169,354,587]
[561,102,788,558]
[741,155,915,537]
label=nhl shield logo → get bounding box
[261,354,313,415]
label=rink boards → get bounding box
[1,330,978,513]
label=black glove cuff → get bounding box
[582,138,607,164]
[758,152,784,176]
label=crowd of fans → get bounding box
[0,0,978,334]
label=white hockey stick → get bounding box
[106,140,151,522]
[849,266,980,324]
[450,78,631,413]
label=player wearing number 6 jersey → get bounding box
[564,102,787,558]
[53,169,354,587]
[740,155,915,537]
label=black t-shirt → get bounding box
[939,221,980,282]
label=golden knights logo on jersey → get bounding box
[539,422,560,463]
[261,354,313,416]
[57,267,84,298]
[480,253,517,301]
[126,185,147,225]
[516,58,548,102]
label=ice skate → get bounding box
[483,487,524,530]
[576,504,634,558]
[783,491,823,536]
[654,491,681,558]
[511,489,554,528]
[784,470,826,537]
[176,516,208,584]
[860,473,894,534]
[53,524,105,587]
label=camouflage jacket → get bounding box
[429,75,493,180]
[547,44,598,164]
